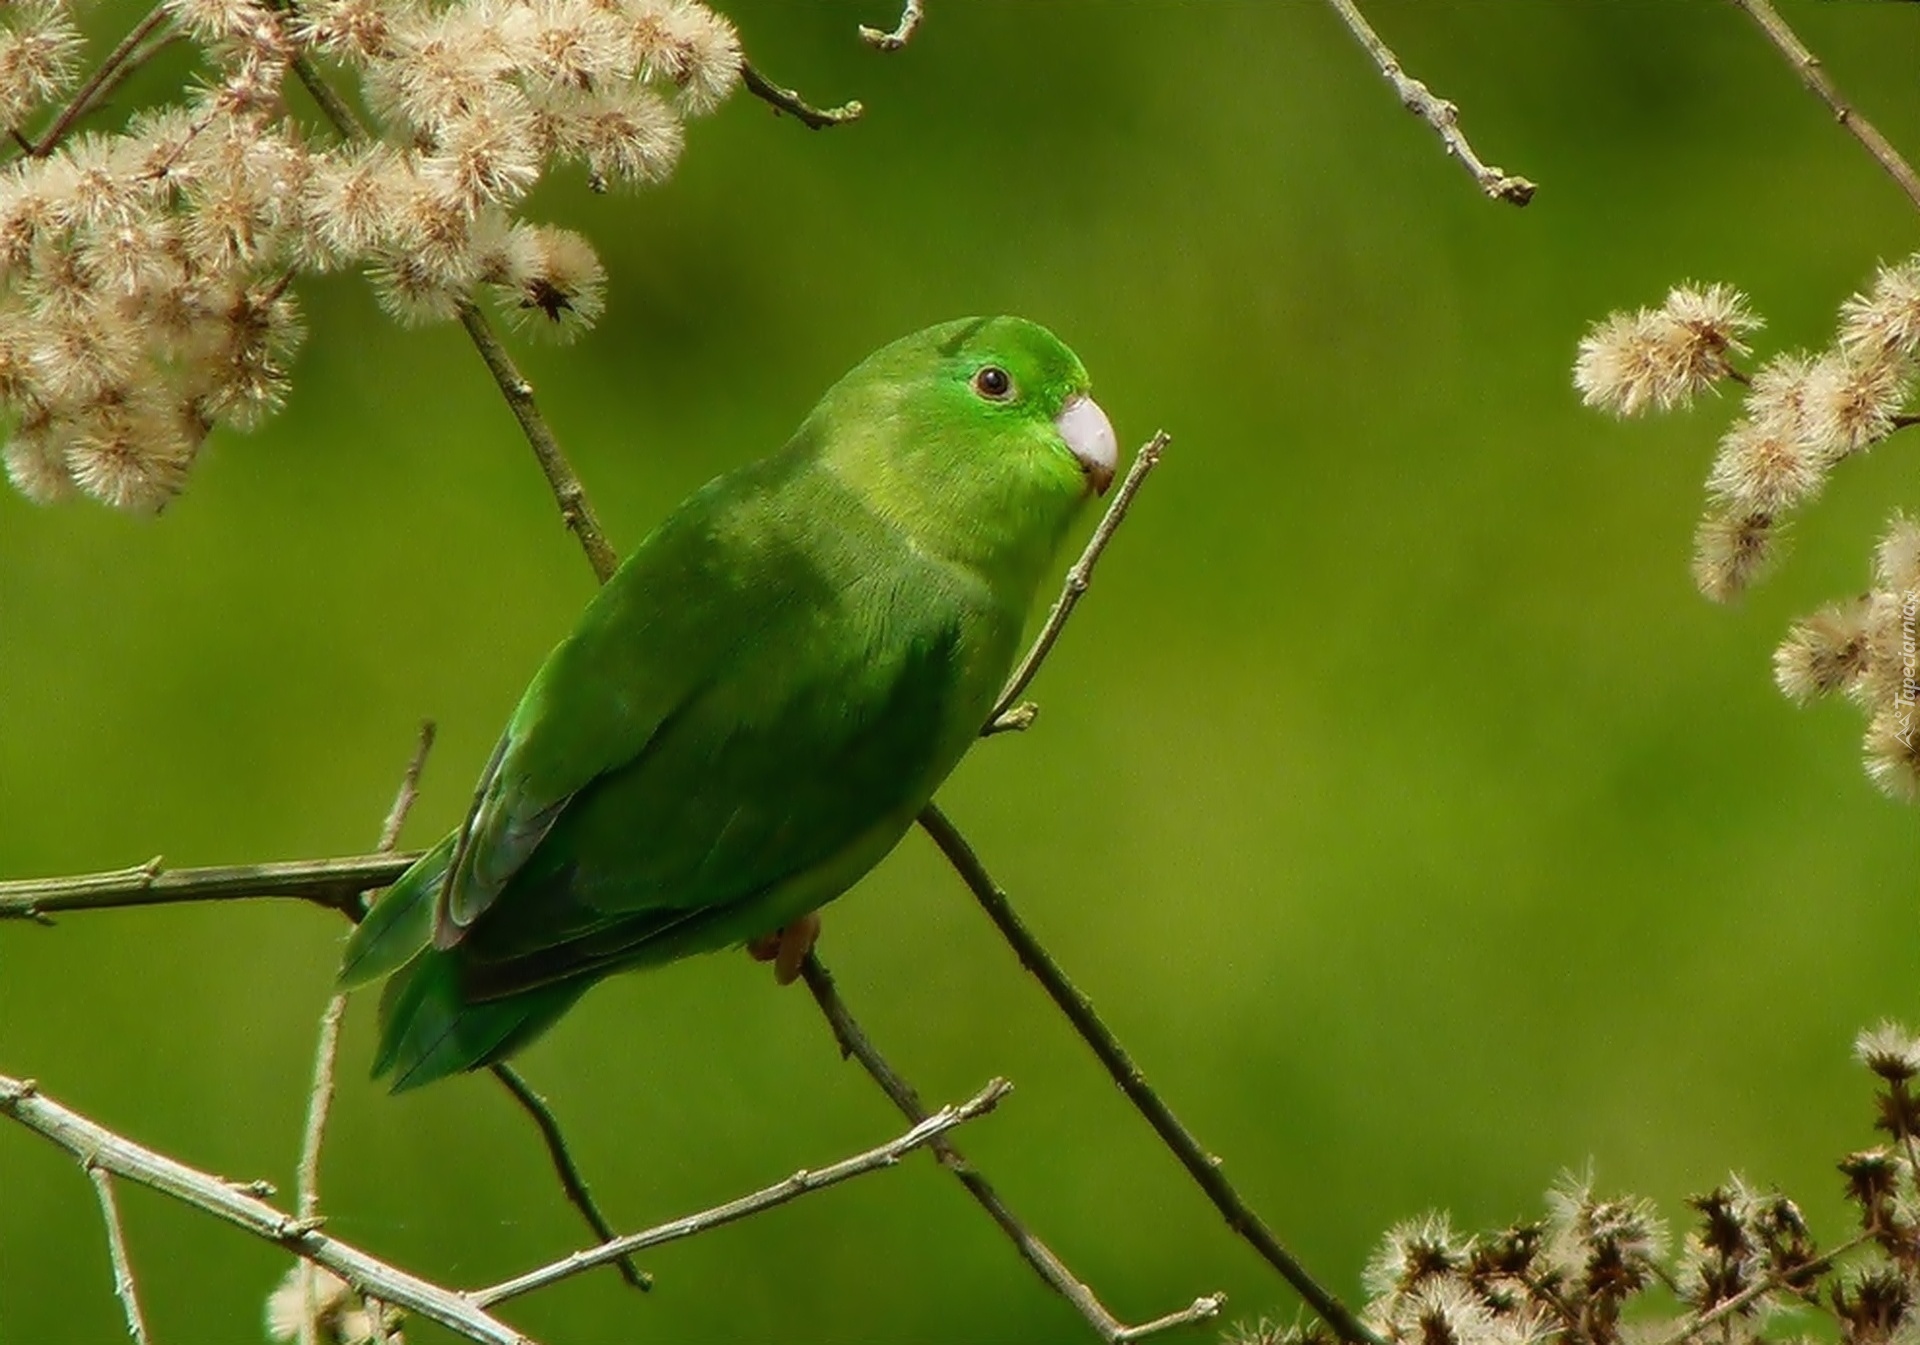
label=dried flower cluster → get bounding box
[1226,1023,1920,1345]
[0,0,740,512]
[266,1264,403,1345]
[1575,266,1920,796]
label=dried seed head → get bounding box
[371,6,514,129]
[420,87,541,210]
[266,1264,404,1345]
[1805,351,1909,459]
[1775,599,1875,703]
[510,0,630,93]
[540,84,682,185]
[1574,283,1758,417]
[0,0,83,126]
[301,142,410,268]
[291,0,403,61]
[1878,516,1920,597]
[1864,702,1920,801]
[493,221,603,337]
[1745,352,1821,442]
[1545,1175,1666,1295]
[629,0,740,114]
[1841,257,1920,363]
[1693,512,1777,604]
[1366,1212,1471,1300]
[3,405,69,502]
[1857,1023,1920,1085]
[1706,417,1825,516]
[1398,1278,1498,1345]
[62,391,200,513]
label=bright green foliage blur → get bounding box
[6,3,1920,1342]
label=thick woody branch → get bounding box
[471,1078,1011,1306]
[1730,0,1920,215]
[0,1073,534,1345]
[1324,0,1535,206]
[916,804,1383,1345]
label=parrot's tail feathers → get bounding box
[373,948,587,1093]
[339,833,454,989]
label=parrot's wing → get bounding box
[452,572,986,997]
[434,447,1012,963]
[431,450,820,944]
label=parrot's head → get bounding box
[813,315,1119,581]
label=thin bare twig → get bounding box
[799,955,1223,1343]
[471,1078,1012,1306]
[860,0,924,51]
[740,61,864,129]
[1,1073,534,1345]
[1730,0,1920,214]
[1323,0,1535,206]
[987,432,1168,732]
[456,301,622,583]
[293,722,436,1345]
[294,993,347,1345]
[488,1063,652,1292]
[916,804,1383,1345]
[88,1164,152,1345]
[0,853,414,922]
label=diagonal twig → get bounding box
[489,1062,651,1292]
[456,302,621,583]
[1324,0,1535,206]
[798,955,1224,1343]
[916,804,1381,1345]
[987,432,1168,733]
[1730,0,1920,214]
[87,1164,152,1345]
[470,1078,1011,1306]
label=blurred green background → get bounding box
[7,2,1920,1341]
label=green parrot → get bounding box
[339,315,1118,1091]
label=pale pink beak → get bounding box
[1056,394,1118,494]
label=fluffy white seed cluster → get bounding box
[265,1265,402,1344]
[1574,282,1759,418]
[1773,515,1920,799]
[1577,263,1920,799]
[1578,269,1920,606]
[1228,1033,1920,1345]
[0,0,739,512]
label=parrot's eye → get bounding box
[972,365,1014,401]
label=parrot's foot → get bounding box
[747,912,821,986]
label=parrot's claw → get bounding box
[747,912,821,986]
